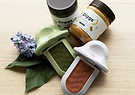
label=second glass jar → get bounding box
[69,0,116,44]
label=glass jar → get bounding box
[47,0,78,30]
[69,0,115,44]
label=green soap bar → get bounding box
[35,25,69,56]
[44,39,76,76]
[49,42,74,71]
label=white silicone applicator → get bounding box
[61,40,108,95]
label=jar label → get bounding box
[73,9,107,39]
[51,11,79,30]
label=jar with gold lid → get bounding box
[69,0,116,44]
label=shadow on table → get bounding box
[98,28,113,42]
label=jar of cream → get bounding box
[47,0,78,30]
[69,0,115,44]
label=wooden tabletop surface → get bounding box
[0,0,135,95]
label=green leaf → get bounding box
[25,58,54,93]
[6,54,42,68]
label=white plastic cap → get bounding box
[74,40,109,73]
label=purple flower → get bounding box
[11,32,37,57]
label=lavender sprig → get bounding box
[11,32,37,57]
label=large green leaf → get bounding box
[25,58,54,93]
[6,54,42,68]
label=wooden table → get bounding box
[0,0,135,95]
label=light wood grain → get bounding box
[0,0,135,95]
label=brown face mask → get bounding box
[66,59,94,93]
